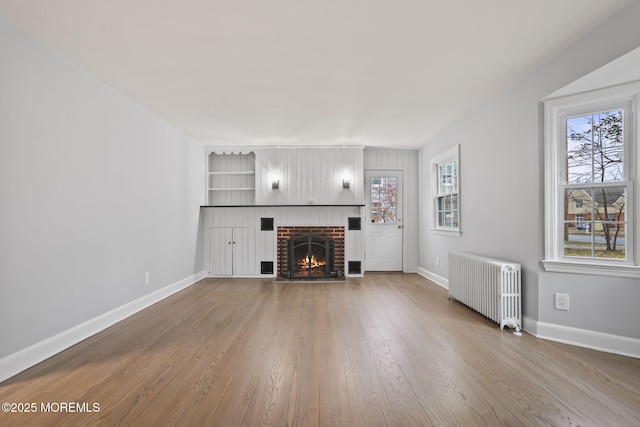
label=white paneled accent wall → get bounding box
[256,147,364,205]
[202,146,417,276]
[205,146,365,206]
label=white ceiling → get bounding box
[0,0,636,148]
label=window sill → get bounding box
[430,228,461,237]
[542,259,640,279]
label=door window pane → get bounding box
[370,177,397,224]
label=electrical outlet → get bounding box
[436,257,440,268]
[555,293,569,311]
[144,272,150,285]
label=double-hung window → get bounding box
[431,145,460,236]
[543,82,640,278]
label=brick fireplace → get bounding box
[277,226,345,280]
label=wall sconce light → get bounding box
[342,179,350,189]
[272,180,280,189]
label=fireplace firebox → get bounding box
[288,234,334,279]
[277,226,344,280]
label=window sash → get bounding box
[431,145,460,234]
[561,184,629,261]
[557,103,632,264]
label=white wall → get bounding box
[0,16,204,365]
[418,1,640,353]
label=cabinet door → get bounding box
[232,227,256,275]
[210,227,233,276]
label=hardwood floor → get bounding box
[1,273,639,426]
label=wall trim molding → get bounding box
[0,270,206,383]
[523,316,640,359]
[417,267,448,290]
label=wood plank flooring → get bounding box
[1,273,639,426]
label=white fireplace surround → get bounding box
[203,206,363,278]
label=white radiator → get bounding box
[448,252,522,335]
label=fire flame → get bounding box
[297,255,326,271]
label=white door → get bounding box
[232,227,256,276]
[210,227,233,276]
[365,171,403,271]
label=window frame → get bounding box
[431,145,461,237]
[543,82,640,278]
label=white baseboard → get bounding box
[414,274,640,359]
[417,266,449,290]
[0,270,206,383]
[523,316,640,359]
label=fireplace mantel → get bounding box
[200,204,365,209]
[201,204,365,208]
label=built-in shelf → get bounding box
[207,152,255,205]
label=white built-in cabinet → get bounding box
[207,152,255,205]
[209,227,257,276]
